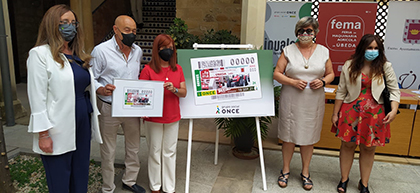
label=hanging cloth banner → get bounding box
[316,2,377,81]
[383,1,420,89]
[264,1,312,66]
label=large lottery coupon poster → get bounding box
[190,53,262,105]
[178,49,274,118]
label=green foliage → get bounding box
[165,18,199,49]
[215,117,272,141]
[166,18,240,49]
[274,85,282,118]
[9,155,48,192]
[215,66,282,141]
[9,155,103,192]
[215,83,280,141]
[200,29,240,44]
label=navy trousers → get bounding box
[41,123,91,193]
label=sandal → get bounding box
[358,180,370,193]
[300,173,313,191]
[337,178,349,193]
[277,170,290,188]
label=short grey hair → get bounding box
[294,16,319,37]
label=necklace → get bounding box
[297,43,315,69]
[163,67,170,81]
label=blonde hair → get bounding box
[35,4,91,68]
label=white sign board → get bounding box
[383,1,420,89]
[177,50,275,119]
[264,1,311,66]
[112,79,164,117]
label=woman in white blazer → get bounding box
[331,34,400,193]
[27,4,102,193]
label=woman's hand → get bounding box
[383,110,397,124]
[164,82,176,93]
[310,79,323,89]
[331,113,339,127]
[39,136,53,153]
[292,79,308,90]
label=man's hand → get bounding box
[98,84,116,96]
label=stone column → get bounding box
[240,0,266,49]
[70,0,95,52]
[0,0,26,122]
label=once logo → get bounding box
[221,108,240,114]
[325,15,365,52]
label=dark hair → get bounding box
[349,34,387,83]
[148,34,177,73]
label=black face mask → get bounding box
[119,32,136,47]
[159,48,173,61]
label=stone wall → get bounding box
[7,0,69,83]
[176,0,241,38]
[91,0,105,11]
[92,0,131,45]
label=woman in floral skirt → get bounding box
[331,34,400,193]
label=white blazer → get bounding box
[27,44,102,155]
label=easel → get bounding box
[184,44,268,193]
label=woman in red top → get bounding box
[139,34,186,193]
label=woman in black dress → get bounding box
[27,4,102,192]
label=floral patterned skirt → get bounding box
[331,92,390,147]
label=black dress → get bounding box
[66,54,93,192]
[41,54,94,193]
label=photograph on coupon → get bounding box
[124,87,154,110]
[190,53,262,105]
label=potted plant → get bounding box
[215,83,281,159]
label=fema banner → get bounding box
[264,1,312,66]
[316,2,377,79]
[383,1,420,89]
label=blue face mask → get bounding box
[364,50,379,61]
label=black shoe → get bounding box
[122,183,146,193]
[337,178,349,193]
[300,173,313,191]
[358,180,370,193]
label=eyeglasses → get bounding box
[60,20,79,28]
[297,28,314,35]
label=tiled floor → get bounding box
[7,83,420,193]
[6,120,420,193]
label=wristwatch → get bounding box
[174,88,179,93]
[319,78,326,87]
